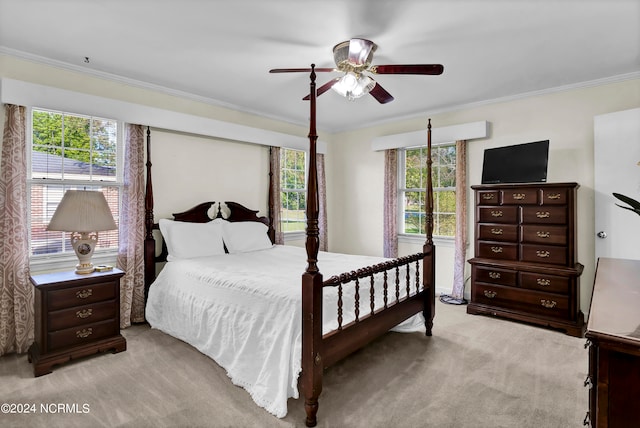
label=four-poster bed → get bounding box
[142,65,436,427]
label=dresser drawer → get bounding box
[520,225,567,245]
[478,224,518,242]
[477,206,518,223]
[540,188,567,205]
[521,206,567,224]
[501,188,539,205]
[474,265,517,286]
[473,283,570,320]
[48,282,116,311]
[47,319,118,352]
[519,272,569,294]
[477,242,518,261]
[520,244,567,265]
[477,190,500,205]
[48,300,117,332]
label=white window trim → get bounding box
[26,106,124,274]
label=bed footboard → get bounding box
[301,243,435,426]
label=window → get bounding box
[29,108,121,258]
[399,144,456,237]
[280,148,306,233]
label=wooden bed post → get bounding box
[301,64,323,428]
[144,126,155,302]
[423,119,436,336]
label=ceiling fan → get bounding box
[269,38,444,104]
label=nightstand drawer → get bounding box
[48,282,116,311]
[48,300,117,332]
[47,319,118,352]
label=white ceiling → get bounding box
[1,0,638,133]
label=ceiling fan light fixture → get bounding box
[332,73,374,101]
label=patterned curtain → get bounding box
[317,153,328,252]
[383,149,398,258]
[117,124,146,327]
[269,147,284,245]
[0,104,33,355]
[442,140,468,303]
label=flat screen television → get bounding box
[481,140,549,184]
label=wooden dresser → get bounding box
[28,268,126,376]
[585,258,640,427]
[467,182,585,337]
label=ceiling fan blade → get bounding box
[369,82,394,104]
[302,78,340,100]
[348,38,376,65]
[269,67,336,73]
[371,64,444,75]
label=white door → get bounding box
[594,107,640,261]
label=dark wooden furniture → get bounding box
[142,66,436,427]
[584,257,640,427]
[28,268,126,376]
[467,182,585,337]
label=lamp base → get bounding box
[70,232,99,275]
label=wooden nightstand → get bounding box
[28,268,126,376]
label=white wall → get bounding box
[327,78,640,312]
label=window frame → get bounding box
[27,107,124,273]
[398,142,457,242]
[280,147,308,238]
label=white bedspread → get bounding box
[145,245,425,418]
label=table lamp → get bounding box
[47,189,117,274]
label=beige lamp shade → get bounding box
[47,190,117,274]
[47,190,117,232]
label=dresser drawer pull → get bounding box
[76,328,93,338]
[536,231,550,238]
[484,290,497,299]
[489,272,501,279]
[482,193,495,200]
[76,309,93,319]
[490,210,503,217]
[540,299,557,309]
[491,246,503,253]
[512,193,526,200]
[76,289,93,299]
[536,211,550,218]
[536,278,551,286]
[547,193,562,200]
[536,250,550,258]
[490,228,503,235]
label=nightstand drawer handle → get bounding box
[76,309,93,319]
[512,193,526,200]
[484,290,497,299]
[547,193,561,200]
[540,299,557,309]
[76,328,93,338]
[536,211,550,218]
[482,193,495,200]
[489,272,501,279]
[490,228,503,235]
[536,278,551,286]
[491,246,503,253]
[76,289,93,299]
[490,210,503,217]
[536,250,550,258]
[536,231,550,238]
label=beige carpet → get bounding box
[0,300,589,428]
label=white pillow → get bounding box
[159,218,226,261]
[221,221,273,253]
